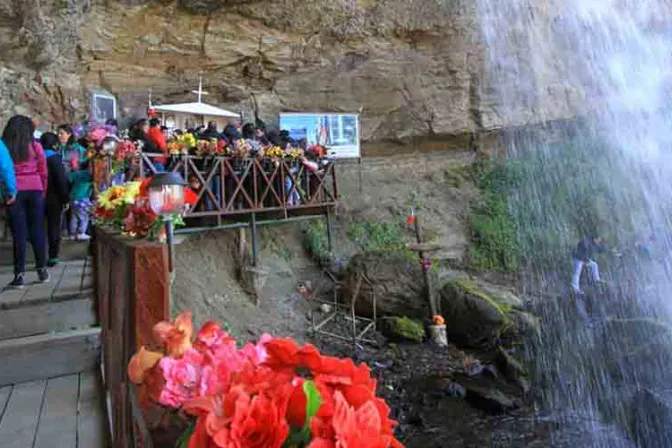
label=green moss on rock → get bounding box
[382,316,425,343]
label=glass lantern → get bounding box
[148,173,188,216]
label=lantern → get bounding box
[148,173,187,216]
[148,173,187,278]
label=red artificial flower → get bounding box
[139,177,153,198]
[263,338,302,370]
[308,392,402,448]
[191,384,292,448]
[153,311,194,357]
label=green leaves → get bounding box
[283,380,324,447]
[303,380,323,426]
[175,421,195,448]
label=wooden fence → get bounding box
[129,153,338,221]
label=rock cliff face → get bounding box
[0,0,580,150]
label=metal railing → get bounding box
[127,153,338,220]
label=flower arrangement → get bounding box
[286,147,305,160]
[168,133,197,155]
[231,139,254,158]
[195,139,222,157]
[307,144,327,159]
[128,311,404,448]
[94,179,197,239]
[263,146,285,159]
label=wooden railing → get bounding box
[94,228,170,448]
[127,153,338,221]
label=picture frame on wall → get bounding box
[279,113,360,159]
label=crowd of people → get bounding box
[0,115,95,289]
[0,113,331,289]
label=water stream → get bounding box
[478,1,672,446]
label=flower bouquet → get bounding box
[168,133,197,156]
[111,139,140,174]
[262,146,285,160]
[307,145,327,159]
[231,139,253,158]
[128,311,404,448]
[286,147,305,160]
[94,179,197,240]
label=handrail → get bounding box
[126,153,338,219]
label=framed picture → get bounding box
[279,113,360,159]
[91,93,117,123]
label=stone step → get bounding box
[0,328,101,387]
[0,296,96,340]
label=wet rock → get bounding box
[495,346,526,382]
[444,381,467,398]
[463,381,520,414]
[381,316,426,343]
[439,278,526,347]
[626,389,672,447]
[342,252,434,318]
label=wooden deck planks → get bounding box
[0,380,46,448]
[33,375,79,448]
[0,373,107,448]
[0,298,96,339]
[77,371,107,448]
[0,328,101,387]
[0,259,91,309]
[52,261,92,302]
[20,265,66,303]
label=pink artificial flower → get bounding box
[159,348,205,408]
[88,127,109,147]
[239,333,273,366]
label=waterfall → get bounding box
[477,0,672,446]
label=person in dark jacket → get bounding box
[40,132,70,267]
[202,121,221,140]
[571,233,607,294]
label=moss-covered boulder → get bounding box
[342,252,435,318]
[381,316,425,343]
[439,278,536,347]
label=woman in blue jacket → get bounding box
[0,138,17,204]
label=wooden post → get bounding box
[413,215,438,317]
[326,208,334,254]
[250,212,258,267]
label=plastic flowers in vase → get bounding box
[128,311,404,448]
[95,178,196,239]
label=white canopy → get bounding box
[152,102,239,118]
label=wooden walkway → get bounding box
[0,260,93,307]
[0,240,108,446]
[0,372,106,448]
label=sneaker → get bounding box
[76,233,91,241]
[47,258,60,267]
[572,288,585,296]
[37,268,50,283]
[8,273,25,289]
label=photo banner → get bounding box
[279,113,360,159]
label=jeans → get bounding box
[285,168,300,206]
[7,191,47,274]
[572,258,600,291]
[45,203,64,260]
[70,199,92,235]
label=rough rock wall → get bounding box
[0,0,586,150]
